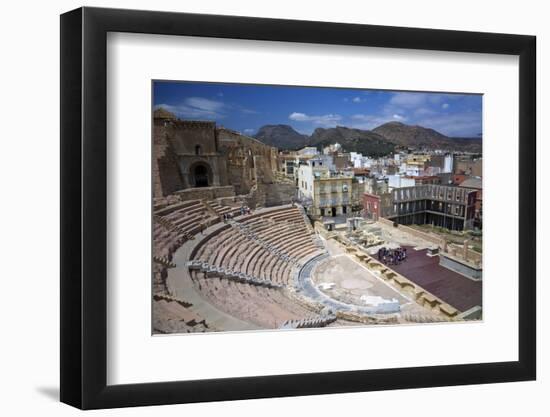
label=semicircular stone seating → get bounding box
[152,197,229,334]
[152,198,229,267]
[189,206,328,328]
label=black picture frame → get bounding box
[60,6,536,410]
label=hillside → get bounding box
[253,121,482,153]
[253,124,308,149]
[308,126,394,157]
[373,122,482,151]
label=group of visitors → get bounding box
[222,212,235,222]
[377,246,407,265]
[222,205,252,222]
[239,205,252,216]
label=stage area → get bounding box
[311,239,438,316]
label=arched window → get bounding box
[195,145,202,155]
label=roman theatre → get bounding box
[152,109,482,334]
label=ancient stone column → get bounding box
[463,239,470,261]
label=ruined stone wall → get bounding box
[270,148,280,173]
[168,121,218,155]
[177,154,229,188]
[153,117,230,194]
[378,217,444,246]
[153,120,184,198]
[174,186,236,202]
[217,128,278,195]
[153,110,289,202]
[264,183,296,207]
[455,159,482,177]
[378,217,482,264]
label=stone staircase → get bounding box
[281,314,337,329]
[402,313,452,323]
[187,260,283,289]
[153,215,194,242]
[153,255,176,268]
[227,219,303,266]
[205,199,242,217]
[296,205,326,251]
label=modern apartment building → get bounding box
[364,184,478,231]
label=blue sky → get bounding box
[153,81,482,137]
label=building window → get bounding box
[195,145,202,155]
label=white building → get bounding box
[297,163,315,200]
[350,152,364,168]
[297,159,356,217]
[297,146,319,156]
[362,157,374,168]
[443,154,454,173]
[323,142,342,155]
[387,174,416,189]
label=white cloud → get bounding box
[415,112,481,136]
[413,107,436,116]
[239,107,259,115]
[185,97,224,112]
[289,112,342,126]
[155,97,227,120]
[154,103,221,120]
[154,96,259,120]
[389,92,430,108]
[349,114,396,130]
[389,92,460,109]
[352,97,362,103]
[363,92,480,135]
[243,128,255,135]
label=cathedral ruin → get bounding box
[153,108,292,206]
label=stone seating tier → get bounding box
[190,271,319,328]
[153,298,211,333]
[154,199,203,217]
[186,206,329,328]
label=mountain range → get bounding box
[308,126,394,157]
[253,121,482,155]
[253,125,309,149]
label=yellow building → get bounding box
[297,161,354,217]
